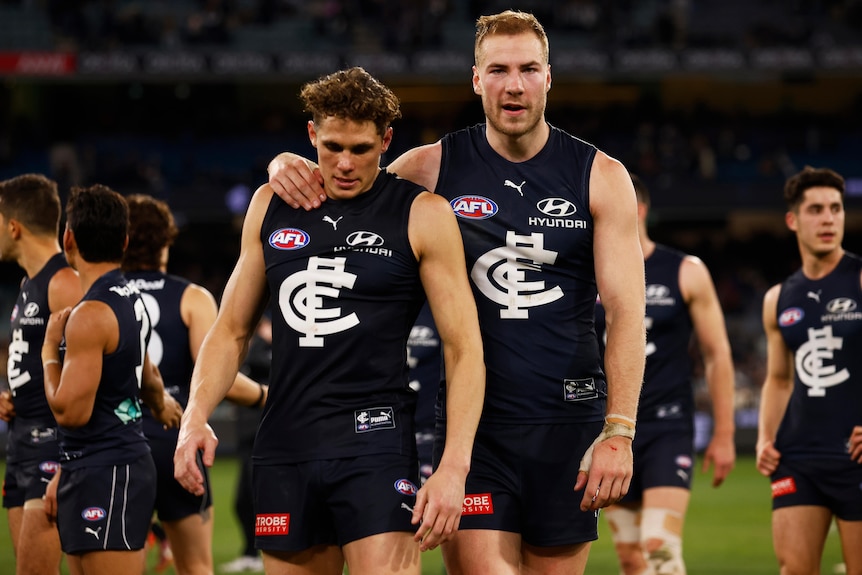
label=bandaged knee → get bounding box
[605,507,641,544]
[641,508,685,575]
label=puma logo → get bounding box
[504,179,525,196]
[323,215,343,230]
[85,526,102,539]
[401,502,414,514]
[807,290,821,303]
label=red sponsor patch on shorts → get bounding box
[255,513,290,535]
[462,493,494,516]
[771,477,797,498]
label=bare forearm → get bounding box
[603,315,645,421]
[185,329,248,425]
[757,378,791,445]
[438,349,485,474]
[704,355,736,437]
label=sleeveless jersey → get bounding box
[595,245,694,425]
[775,252,862,460]
[436,123,605,424]
[7,253,68,420]
[258,170,426,464]
[124,271,193,440]
[407,302,442,434]
[59,269,152,470]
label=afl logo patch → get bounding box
[81,507,106,521]
[39,461,60,474]
[778,307,804,326]
[268,228,310,250]
[450,195,498,219]
[394,479,418,495]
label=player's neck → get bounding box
[800,246,844,280]
[17,234,62,279]
[640,235,656,260]
[76,261,122,293]
[485,120,549,163]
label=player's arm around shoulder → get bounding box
[44,300,116,427]
[680,255,736,485]
[408,191,485,550]
[386,141,443,194]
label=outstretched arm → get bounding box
[576,152,645,512]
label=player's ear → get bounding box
[307,120,318,148]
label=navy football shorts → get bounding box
[149,435,212,522]
[57,454,157,554]
[253,453,421,553]
[619,421,695,503]
[435,420,603,547]
[3,419,61,508]
[771,457,862,520]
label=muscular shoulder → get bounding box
[180,283,217,327]
[589,151,636,217]
[67,299,118,352]
[679,254,714,301]
[387,142,442,193]
[48,266,82,311]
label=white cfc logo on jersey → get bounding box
[7,328,31,390]
[279,256,359,347]
[471,231,563,319]
[795,325,849,396]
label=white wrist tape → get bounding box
[578,421,636,473]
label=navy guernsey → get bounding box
[258,170,426,464]
[435,123,605,424]
[58,269,151,469]
[124,271,193,440]
[7,253,68,421]
[775,252,862,460]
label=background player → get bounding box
[0,173,82,575]
[756,166,862,575]
[122,192,267,575]
[596,173,736,575]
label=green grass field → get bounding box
[0,455,846,574]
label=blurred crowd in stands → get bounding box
[0,0,856,53]
[2,0,862,445]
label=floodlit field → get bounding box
[0,455,846,574]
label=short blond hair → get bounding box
[475,10,549,66]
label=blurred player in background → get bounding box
[42,184,181,575]
[407,302,441,485]
[757,166,862,575]
[122,193,267,575]
[0,173,82,575]
[596,173,736,575]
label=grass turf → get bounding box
[0,455,846,574]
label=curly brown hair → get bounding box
[300,67,401,138]
[122,193,178,272]
[475,10,549,67]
